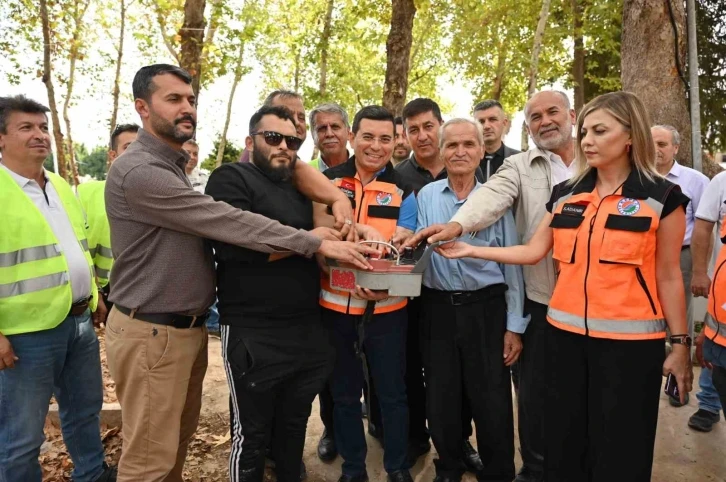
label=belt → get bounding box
[682,245,690,251]
[422,283,507,306]
[115,304,209,329]
[68,296,92,316]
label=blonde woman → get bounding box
[435,91,693,482]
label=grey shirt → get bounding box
[105,128,322,315]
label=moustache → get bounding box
[175,116,197,128]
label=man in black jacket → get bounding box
[473,100,520,182]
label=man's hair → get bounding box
[394,116,404,127]
[110,123,140,151]
[652,124,681,146]
[438,118,484,149]
[401,98,443,125]
[473,99,505,116]
[182,138,198,147]
[263,90,303,107]
[523,90,571,121]
[352,106,395,135]
[249,105,297,134]
[0,95,50,134]
[309,103,350,144]
[132,64,192,102]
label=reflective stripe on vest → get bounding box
[0,243,61,268]
[320,287,406,315]
[0,271,69,299]
[547,307,667,338]
[77,180,113,287]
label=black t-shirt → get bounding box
[205,162,320,325]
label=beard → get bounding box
[149,109,196,144]
[532,124,571,151]
[252,147,297,182]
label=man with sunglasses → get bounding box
[206,105,339,482]
[104,64,374,482]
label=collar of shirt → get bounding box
[666,160,683,180]
[486,143,506,159]
[441,178,482,204]
[0,161,47,189]
[409,154,447,179]
[136,128,190,169]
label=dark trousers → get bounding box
[544,323,664,482]
[517,298,546,473]
[222,322,332,482]
[323,308,409,476]
[319,382,334,432]
[420,286,515,481]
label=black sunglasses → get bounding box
[251,131,303,151]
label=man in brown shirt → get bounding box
[104,64,373,482]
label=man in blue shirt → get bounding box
[416,118,528,482]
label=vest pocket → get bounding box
[599,214,652,265]
[635,267,657,315]
[550,213,584,263]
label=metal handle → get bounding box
[357,240,401,265]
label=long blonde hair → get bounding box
[570,91,661,185]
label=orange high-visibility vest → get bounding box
[706,220,726,347]
[320,157,410,315]
[546,170,682,340]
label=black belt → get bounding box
[682,245,690,251]
[422,283,507,306]
[115,304,209,329]
[68,296,92,316]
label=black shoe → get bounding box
[406,439,431,467]
[94,463,117,482]
[317,428,338,462]
[338,473,369,482]
[669,392,690,407]
[688,408,721,432]
[514,466,544,482]
[387,470,414,482]
[433,475,461,482]
[300,461,308,481]
[461,439,484,473]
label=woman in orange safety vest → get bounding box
[434,92,693,482]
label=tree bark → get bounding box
[216,42,245,168]
[382,0,416,116]
[179,0,207,99]
[40,0,68,180]
[572,0,585,112]
[521,0,553,151]
[109,0,128,162]
[622,0,692,166]
[294,48,301,92]
[489,42,507,101]
[318,0,334,99]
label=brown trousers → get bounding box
[105,306,208,482]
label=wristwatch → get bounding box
[669,334,692,348]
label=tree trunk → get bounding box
[521,0,553,151]
[179,0,207,99]
[318,0,334,98]
[572,0,585,112]
[489,42,507,101]
[109,0,127,159]
[216,42,245,168]
[294,48,301,92]
[40,0,68,180]
[382,0,416,116]
[153,0,181,64]
[622,0,692,166]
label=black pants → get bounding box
[368,297,472,443]
[101,283,113,312]
[517,298,546,473]
[420,286,515,481]
[544,323,664,482]
[222,321,333,482]
[713,366,726,412]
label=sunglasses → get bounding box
[251,131,303,151]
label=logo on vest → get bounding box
[376,192,392,205]
[617,198,640,216]
[340,180,355,199]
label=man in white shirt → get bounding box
[407,90,576,482]
[182,139,208,193]
[0,95,115,482]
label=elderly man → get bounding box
[472,100,520,181]
[417,118,527,482]
[651,125,708,408]
[410,91,577,482]
[310,103,351,172]
[104,64,372,482]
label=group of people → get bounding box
[0,61,725,482]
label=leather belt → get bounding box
[681,245,690,251]
[422,283,507,306]
[115,304,209,329]
[68,296,92,316]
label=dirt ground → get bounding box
[42,335,726,481]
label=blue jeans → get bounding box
[206,300,220,333]
[696,366,723,415]
[0,311,105,482]
[704,338,726,414]
[323,308,409,476]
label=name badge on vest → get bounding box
[562,203,586,216]
[340,180,355,199]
